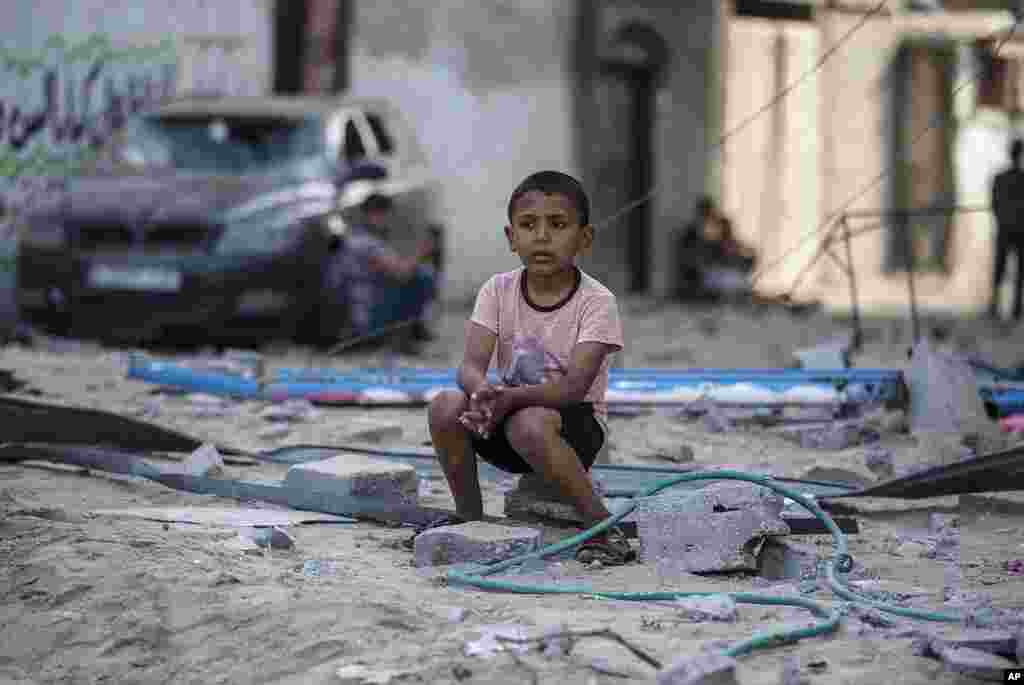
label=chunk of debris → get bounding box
[463,624,530,658]
[238,526,294,550]
[284,454,418,508]
[776,421,870,451]
[644,436,696,464]
[779,656,801,685]
[937,646,1017,682]
[928,513,960,535]
[413,521,541,568]
[259,398,320,423]
[929,629,1018,660]
[792,336,851,369]
[756,537,818,581]
[637,508,789,574]
[180,443,224,477]
[797,464,875,488]
[863,445,895,479]
[656,652,739,685]
[674,595,738,623]
[700,401,734,434]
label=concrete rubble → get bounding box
[413,521,542,568]
[756,537,818,581]
[284,453,418,507]
[630,481,790,573]
[673,595,738,623]
[656,652,739,685]
[937,646,1017,681]
[503,472,607,523]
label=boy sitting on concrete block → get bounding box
[404,170,635,565]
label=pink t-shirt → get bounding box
[469,267,624,418]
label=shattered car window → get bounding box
[102,114,325,174]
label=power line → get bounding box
[591,0,889,233]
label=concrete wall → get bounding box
[722,18,821,301]
[347,0,579,305]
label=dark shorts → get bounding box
[469,403,606,474]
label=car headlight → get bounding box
[215,211,309,256]
[17,219,65,249]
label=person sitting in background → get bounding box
[675,195,756,302]
[332,188,438,350]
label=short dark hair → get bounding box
[507,170,590,227]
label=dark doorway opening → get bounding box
[600,23,667,293]
[273,0,308,94]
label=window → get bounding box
[343,119,366,162]
[366,112,394,154]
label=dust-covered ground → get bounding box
[2,298,1023,685]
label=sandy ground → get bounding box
[2,298,1024,685]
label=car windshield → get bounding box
[103,114,326,174]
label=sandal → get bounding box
[401,513,467,550]
[575,525,637,566]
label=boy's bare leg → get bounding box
[505,407,612,528]
[427,390,484,521]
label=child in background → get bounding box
[408,170,635,565]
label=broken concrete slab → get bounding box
[413,521,541,568]
[797,464,876,488]
[929,630,1018,660]
[937,646,1017,682]
[756,537,818,581]
[637,508,790,574]
[656,653,739,685]
[674,595,738,623]
[284,453,418,505]
[632,482,784,519]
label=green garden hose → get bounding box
[445,470,960,660]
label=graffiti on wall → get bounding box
[0,33,177,220]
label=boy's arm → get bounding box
[496,341,614,413]
[457,321,497,397]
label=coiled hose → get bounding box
[445,470,959,659]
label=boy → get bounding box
[409,170,635,565]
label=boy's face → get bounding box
[505,191,593,277]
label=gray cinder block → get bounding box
[413,521,542,568]
[656,653,739,685]
[284,453,418,504]
[756,537,818,581]
[938,646,1017,681]
[637,508,790,573]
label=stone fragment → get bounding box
[779,656,801,685]
[656,653,739,685]
[644,436,696,463]
[284,453,418,506]
[674,595,738,623]
[702,402,735,434]
[756,537,818,581]
[181,443,224,477]
[637,508,789,573]
[260,398,319,423]
[632,482,784,519]
[937,646,1017,682]
[344,417,407,444]
[929,630,1017,660]
[863,445,895,479]
[797,464,875,488]
[413,521,541,568]
[928,512,959,535]
[793,337,851,369]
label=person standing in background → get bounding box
[990,139,1024,321]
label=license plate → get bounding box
[88,264,182,292]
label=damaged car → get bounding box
[15,95,442,344]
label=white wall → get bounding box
[348,0,578,305]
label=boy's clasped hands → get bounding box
[458,383,510,439]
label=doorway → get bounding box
[599,22,667,293]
